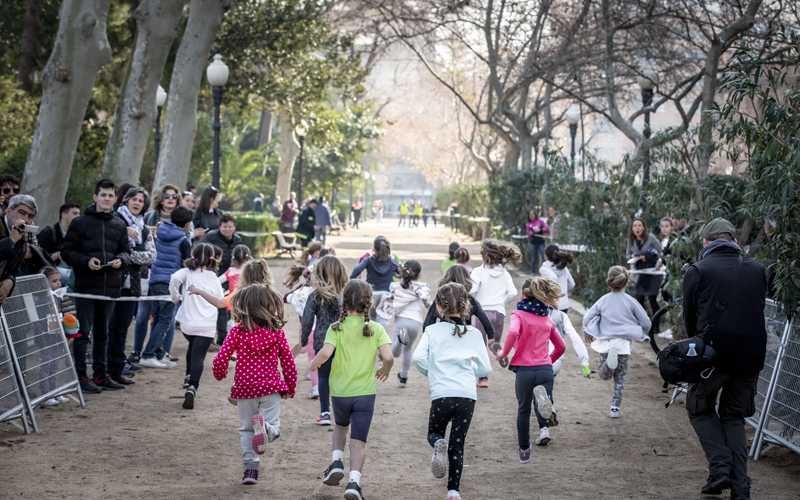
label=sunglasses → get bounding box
[2,186,20,195]
[163,193,179,200]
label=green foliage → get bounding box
[435,181,489,238]
[229,213,281,256]
[0,76,39,173]
[488,167,546,237]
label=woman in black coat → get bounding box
[625,217,663,315]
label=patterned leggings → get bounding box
[598,353,629,407]
[427,397,475,492]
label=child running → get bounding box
[311,279,393,500]
[412,282,492,500]
[350,236,399,331]
[441,242,459,274]
[219,244,251,296]
[212,284,297,485]
[169,243,225,409]
[454,247,471,273]
[470,239,521,387]
[376,260,431,387]
[299,241,324,266]
[497,278,565,459]
[301,255,348,425]
[581,266,651,418]
[538,245,575,313]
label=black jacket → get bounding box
[0,236,27,293]
[682,245,767,372]
[296,206,316,240]
[37,222,66,264]
[62,205,131,297]
[200,229,242,275]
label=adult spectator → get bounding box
[182,191,195,210]
[281,191,299,232]
[683,218,766,500]
[201,213,242,345]
[113,183,136,211]
[0,196,35,303]
[3,195,54,277]
[625,216,662,315]
[253,193,264,214]
[187,185,197,196]
[144,184,183,236]
[546,206,560,242]
[0,174,21,238]
[38,203,81,282]
[526,210,548,275]
[193,186,222,239]
[107,187,156,383]
[397,200,408,227]
[315,195,332,245]
[422,204,430,227]
[449,200,460,232]
[295,199,318,248]
[432,202,440,227]
[62,179,131,394]
[351,201,362,229]
[271,195,281,217]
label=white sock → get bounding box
[332,450,344,462]
[349,471,362,485]
[447,490,460,499]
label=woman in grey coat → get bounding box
[625,217,662,316]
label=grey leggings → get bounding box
[391,317,422,378]
[599,352,629,407]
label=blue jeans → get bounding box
[159,304,178,355]
[315,228,327,246]
[530,242,545,274]
[131,300,153,358]
[142,284,175,360]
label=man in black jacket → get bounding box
[62,180,131,394]
[37,203,80,277]
[683,218,766,500]
[200,213,242,344]
[295,199,318,248]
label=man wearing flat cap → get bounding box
[682,218,767,500]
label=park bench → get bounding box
[329,210,346,234]
[271,231,301,258]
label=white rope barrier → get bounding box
[64,292,173,302]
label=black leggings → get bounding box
[183,334,213,388]
[427,397,475,492]
[635,294,660,316]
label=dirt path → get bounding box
[2,219,798,499]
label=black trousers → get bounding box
[635,294,660,316]
[514,366,554,449]
[183,334,214,388]
[106,292,137,376]
[215,308,230,345]
[73,298,115,379]
[427,397,475,492]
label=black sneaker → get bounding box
[182,375,191,389]
[730,488,751,500]
[344,481,364,500]
[79,375,102,394]
[701,473,731,495]
[94,377,125,391]
[183,386,196,409]
[121,366,136,377]
[127,353,141,364]
[124,361,142,373]
[322,459,344,485]
[397,373,407,388]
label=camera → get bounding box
[12,223,39,234]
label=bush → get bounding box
[230,213,281,256]
[435,181,489,238]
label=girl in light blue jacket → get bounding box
[413,283,491,500]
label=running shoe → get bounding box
[158,357,178,368]
[431,438,448,479]
[42,398,59,407]
[397,373,407,388]
[533,385,553,420]
[606,346,619,370]
[56,396,69,403]
[548,410,559,427]
[317,412,331,425]
[252,415,272,454]
[535,427,551,446]
[309,386,320,399]
[399,328,409,345]
[609,406,621,418]
[94,377,125,391]
[182,375,190,389]
[344,481,364,500]
[79,375,102,394]
[490,342,508,367]
[322,460,344,485]
[518,446,531,464]
[139,357,168,369]
[446,492,462,500]
[183,385,196,409]
[241,469,258,485]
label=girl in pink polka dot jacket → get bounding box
[212,284,298,485]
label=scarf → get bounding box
[698,239,741,261]
[118,205,144,247]
[516,298,550,316]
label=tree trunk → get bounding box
[101,0,187,185]
[275,109,299,203]
[17,0,41,92]
[153,0,230,192]
[21,0,112,225]
[258,102,275,176]
[519,131,534,171]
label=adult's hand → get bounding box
[51,251,61,262]
[0,279,13,303]
[88,257,102,271]
[193,227,206,239]
[655,261,662,271]
[109,259,122,269]
[127,227,139,240]
[8,219,25,244]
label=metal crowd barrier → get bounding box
[0,274,85,433]
[747,299,790,431]
[0,308,32,433]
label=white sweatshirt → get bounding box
[548,309,589,373]
[469,264,517,314]
[170,268,225,337]
[539,261,575,311]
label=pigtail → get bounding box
[362,310,372,337]
[332,308,347,332]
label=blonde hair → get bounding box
[312,255,348,303]
[480,238,522,267]
[606,266,629,291]
[239,259,273,288]
[230,284,287,333]
[299,241,324,265]
[332,279,374,337]
[436,283,470,337]
[521,277,563,308]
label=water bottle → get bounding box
[687,343,698,357]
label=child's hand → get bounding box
[291,342,302,357]
[188,285,199,295]
[280,392,289,400]
[584,336,595,344]
[375,367,390,382]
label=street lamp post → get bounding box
[154,85,167,170]
[295,120,308,203]
[636,60,657,188]
[565,103,580,175]
[206,54,229,189]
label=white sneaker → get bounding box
[159,358,178,368]
[56,396,69,403]
[42,398,59,407]
[305,371,312,381]
[139,357,168,368]
[606,346,619,370]
[610,406,621,418]
[533,385,553,420]
[308,386,319,399]
[431,438,448,479]
[535,427,551,446]
[657,329,674,340]
[399,328,410,345]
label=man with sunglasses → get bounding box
[0,175,21,238]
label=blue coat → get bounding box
[150,222,191,285]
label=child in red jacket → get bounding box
[212,284,297,486]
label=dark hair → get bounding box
[121,187,151,214]
[219,213,236,226]
[439,264,473,290]
[40,266,60,279]
[628,217,650,245]
[372,236,391,262]
[544,244,573,270]
[212,245,223,261]
[59,203,80,217]
[187,185,196,191]
[231,284,287,333]
[170,205,193,228]
[231,244,251,268]
[0,174,20,186]
[448,241,459,259]
[436,283,470,337]
[399,260,421,289]
[528,210,539,221]
[454,247,470,265]
[184,243,216,270]
[480,238,522,267]
[95,179,116,194]
[114,183,135,210]
[332,279,374,337]
[197,186,219,213]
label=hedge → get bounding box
[230,212,281,257]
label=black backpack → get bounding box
[657,254,742,385]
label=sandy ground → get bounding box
[2,219,799,500]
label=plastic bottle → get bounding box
[687,343,698,357]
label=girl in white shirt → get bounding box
[539,245,575,313]
[170,243,225,410]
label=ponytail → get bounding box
[545,244,573,270]
[399,260,421,290]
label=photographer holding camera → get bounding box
[0,194,39,303]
